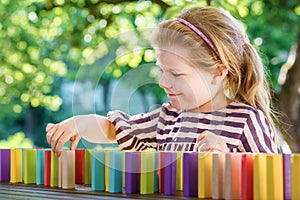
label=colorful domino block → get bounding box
[85,149,92,185]
[198,153,212,199]
[253,154,267,200]
[61,150,75,189]
[292,154,300,199]
[266,154,283,200]
[122,151,126,192]
[24,149,36,184]
[75,149,85,184]
[183,152,198,197]
[159,152,165,193]
[44,150,51,186]
[164,152,177,195]
[0,149,10,182]
[282,154,291,200]
[140,151,155,194]
[59,154,62,188]
[154,151,159,193]
[109,151,122,193]
[92,151,105,191]
[241,153,253,200]
[10,149,22,183]
[105,150,110,192]
[212,153,225,199]
[50,151,58,187]
[36,149,44,185]
[225,153,242,199]
[125,151,139,194]
[176,152,183,191]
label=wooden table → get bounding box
[0,183,199,200]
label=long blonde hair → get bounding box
[151,7,280,147]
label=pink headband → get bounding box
[174,18,220,59]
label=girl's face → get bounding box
[156,49,223,111]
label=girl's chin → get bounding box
[169,101,198,111]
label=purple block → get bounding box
[164,152,177,195]
[183,152,198,197]
[0,149,11,182]
[125,152,139,194]
[283,154,291,200]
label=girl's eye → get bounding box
[172,72,182,77]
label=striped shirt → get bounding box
[107,102,279,153]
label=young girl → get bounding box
[46,7,280,156]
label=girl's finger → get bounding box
[55,130,75,153]
[51,127,64,150]
[46,123,55,132]
[200,147,224,153]
[70,135,80,151]
[196,131,208,142]
[46,125,58,145]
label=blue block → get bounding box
[109,151,122,193]
[92,151,105,191]
[36,149,44,185]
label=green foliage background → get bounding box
[0,0,299,148]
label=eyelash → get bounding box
[158,69,182,77]
[171,72,182,77]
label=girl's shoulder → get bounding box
[226,101,263,115]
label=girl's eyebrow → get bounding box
[156,62,172,71]
[156,63,185,74]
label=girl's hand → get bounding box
[196,131,229,153]
[46,117,80,157]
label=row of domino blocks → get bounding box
[0,149,298,199]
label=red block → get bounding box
[241,154,253,200]
[44,150,51,186]
[159,152,165,193]
[75,149,85,184]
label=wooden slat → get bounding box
[0,183,195,199]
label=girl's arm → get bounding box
[46,114,116,156]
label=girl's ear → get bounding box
[211,64,228,85]
[216,64,228,80]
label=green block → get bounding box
[85,149,92,185]
[50,151,58,187]
[140,151,155,194]
[24,149,36,184]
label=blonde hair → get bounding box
[151,7,280,147]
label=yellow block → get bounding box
[122,151,125,192]
[105,150,110,192]
[10,149,22,183]
[292,154,300,199]
[176,152,183,191]
[254,154,267,200]
[198,153,212,199]
[266,154,283,200]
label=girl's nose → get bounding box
[159,73,171,89]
